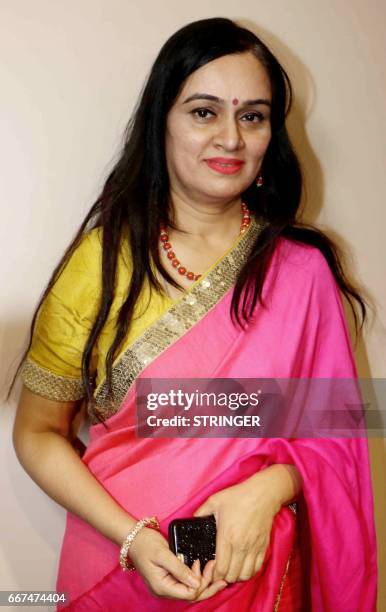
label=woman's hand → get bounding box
[128,526,227,601]
[190,560,228,602]
[194,464,302,584]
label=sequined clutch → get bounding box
[168,515,216,571]
[168,504,297,572]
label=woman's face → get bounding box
[165,51,272,205]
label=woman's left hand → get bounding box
[193,466,291,584]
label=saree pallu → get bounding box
[56,233,377,611]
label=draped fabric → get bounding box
[21,222,377,610]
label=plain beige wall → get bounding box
[1,1,385,610]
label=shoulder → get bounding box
[63,227,102,274]
[47,228,103,306]
[76,224,131,269]
[53,226,132,294]
[60,224,130,265]
[263,236,340,306]
[273,236,334,280]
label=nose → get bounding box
[214,116,244,151]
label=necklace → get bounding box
[159,202,251,281]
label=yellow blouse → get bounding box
[21,227,173,402]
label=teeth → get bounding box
[208,160,240,169]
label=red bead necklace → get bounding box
[160,202,251,281]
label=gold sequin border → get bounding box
[274,503,298,611]
[92,216,265,422]
[20,357,84,402]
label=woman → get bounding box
[12,17,377,611]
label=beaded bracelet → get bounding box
[119,516,160,571]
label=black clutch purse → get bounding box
[168,515,216,570]
[168,504,297,571]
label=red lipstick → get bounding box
[205,157,244,175]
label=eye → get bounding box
[241,111,265,123]
[190,108,216,120]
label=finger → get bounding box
[202,559,215,581]
[152,564,202,600]
[156,549,201,589]
[254,551,265,575]
[223,546,245,583]
[238,554,256,582]
[213,536,232,581]
[192,559,202,577]
[193,503,212,517]
[199,559,215,591]
[154,574,200,600]
[192,559,214,599]
[203,559,228,586]
[193,579,228,602]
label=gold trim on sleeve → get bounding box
[92,215,266,423]
[20,357,85,402]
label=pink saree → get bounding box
[56,225,377,611]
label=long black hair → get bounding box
[10,17,366,415]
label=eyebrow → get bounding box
[182,93,272,107]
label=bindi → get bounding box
[232,98,239,106]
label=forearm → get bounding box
[247,463,303,509]
[14,430,136,546]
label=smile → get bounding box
[205,158,245,175]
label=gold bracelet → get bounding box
[119,516,160,571]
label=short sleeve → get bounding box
[20,228,102,401]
